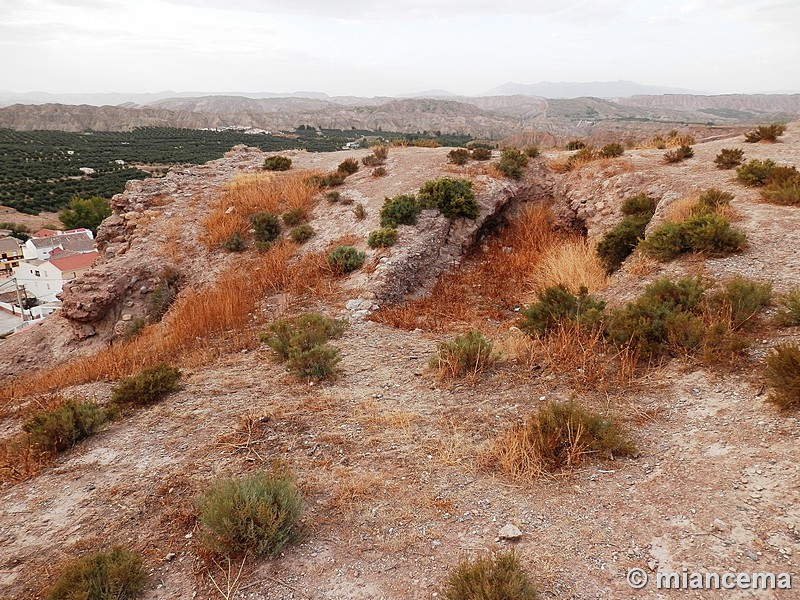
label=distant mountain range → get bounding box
[481,80,701,98]
[1,88,799,140]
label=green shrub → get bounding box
[470,147,492,161]
[496,148,529,179]
[776,287,800,326]
[566,140,585,150]
[429,330,495,379]
[640,214,745,261]
[664,145,694,163]
[715,148,744,169]
[327,246,365,274]
[380,194,421,227]
[519,285,605,336]
[196,467,303,557]
[599,143,624,158]
[764,344,800,410]
[260,313,347,361]
[337,158,359,174]
[761,180,800,206]
[111,363,181,407]
[418,177,479,219]
[325,191,341,203]
[523,146,540,158]
[312,171,347,187]
[441,551,538,600]
[765,165,800,186]
[606,277,707,355]
[353,203,366,221]
[45,547,146,600]
[367,227,398,248]
[147,268,180,321]
[736,159,777,186]
[264,155,292,171]
[596,213,651,273]
[448,148,471,165]
[287,344,341,380]
[282,208,305,226]
[697,188,734,212]
[706,277,772,330]
[744,124,786,143]
[23,400,110,454]
[222,231,246,252]
[621,193,657,216]
[250,211,281,244]
[289,224,314,243]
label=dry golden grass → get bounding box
[663,195,740,225]
[373,204,561,331]
[624,251,659,277]
[529,238,608,294]
[0,241,335,409]
[639,132,696,150]
[202,172,319,249]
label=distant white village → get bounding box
[0,228,98,336]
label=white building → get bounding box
[13,251,99,303]
[23,229,95,261]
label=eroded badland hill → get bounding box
[1,126,800,599]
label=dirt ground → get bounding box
[2,128,800,599]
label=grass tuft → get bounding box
[441,551,538,600]
[111,363,181,407]
[764,344,800,410]
[430,330,495,381]
[45,547,146,600]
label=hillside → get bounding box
[1,126,800,599]
[2,93,799,140]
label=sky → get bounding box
[2,0,799,97]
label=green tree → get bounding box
[59,196,112,234]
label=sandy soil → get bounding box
[2,129,800,599]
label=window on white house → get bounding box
[34,270,40,277]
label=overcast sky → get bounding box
[2,0,799,96]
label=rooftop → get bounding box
[48,251,99,272]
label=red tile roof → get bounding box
[48,251,99,272]
[32,229,59,238]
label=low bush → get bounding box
[111,363,181,407]
[372,166,387,177]
[313,171,347,187]
[523,146,540,158]
[260,313,346,380]
[486,401,636,478]
[696,188,734,212]
[640,213,746,261]
[282,208,305,226]
[196,467,303,557]
[430,330,495,380]
[337,158,360,174]
[736,159,777,186]
[664,145,694,163]
[496,148,529,179]
[263,155,292,171]
[448,148,471,165]
[745,124,786,143]
[441,551,538,600]
[599,143,624,158]
[23,400,111,454]
[760,179,800,206]
[764,344,800,410]
[353,203,366,220]
[706,276,772,330]
[606,277,707,356]
[776,287,800,326]
[250,211,281,244]
[327,245,365,274]
[470,147,492,161]
[519,285,605,336]
[45,547,146,600]
[325,191,341,203]
[418,177,479,219]
[715,148,744,169]
[362,146,388,166]
[367,227,398,248]
[596,193,656,272]
[290,224,314,243]
[566,140,586,150]
[380,195,421,227]
[222,231,245,252]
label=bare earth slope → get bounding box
[2,128,800,599]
